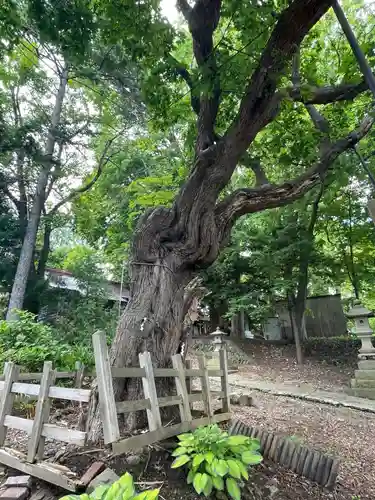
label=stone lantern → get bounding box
[210,326,228,351]
[346,300,375,358]
[206,327,228,369]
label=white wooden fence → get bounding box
[92,332,231,454]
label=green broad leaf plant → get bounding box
[60,472,159,500]
[171,424,262,500]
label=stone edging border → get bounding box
[229,419,339,490]
[229,381,375,414]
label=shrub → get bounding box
[60,472,159,500]
[0,310,93,372]
[171,424,262,500]
[302,336,361,365]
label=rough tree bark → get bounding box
[87,0,374,440]
[6,68,68,321]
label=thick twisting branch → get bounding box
[223,0,334,162]
[177,0,221,152]
[215,113,374,243]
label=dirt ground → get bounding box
[229,342,354,393]
[61,448,354,500]
[3,342,371,499]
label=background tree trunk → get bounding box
[6,68,68,321]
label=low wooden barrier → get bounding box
[92,332,232,454]
[0,361,91,491]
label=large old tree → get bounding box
[85,0,374,438]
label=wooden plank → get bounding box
[219,348,230,413]
[207,370,224,377]
[197,355,213,418]
[111,367,145,378]
[185,369,204,377]
[112,412,231,455]
[153,368,178,377]
[185,360,192,410]
[42,424,86,446]
[172,354,192,422]
[4,416,86,446]
[11,383,90,403]
[0,448,80,491]
[3,415,32,432]
[116,399,151,413]
[0,363,19,446]
[139,352,161,431]
[189,393,204,403]
[92,331,120,444]
[0,372,75,382]
[28,362,55,462]
[115,394,185,414]
[74,362,85,389]
[158,395,182,408]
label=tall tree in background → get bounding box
[1,1,146,318]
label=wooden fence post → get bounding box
[74,361,85,389]
[185,360,193,410]
[92,331,120,444]
[219,346,230,413]
[197,355,213,419]
[0,362,19,446]
[172,354,192,422]
[139,352,161,431]
[27,362,55,462]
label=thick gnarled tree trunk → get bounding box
[87,243,194,441]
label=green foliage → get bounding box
[0,310,93,371]
[171,425,262,499]
[60,472,159,500]
[0,198,21,291]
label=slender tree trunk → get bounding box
[293,184,324,346]
[36,219,52,281]
[6,69,68,321]
[288,295,304,365]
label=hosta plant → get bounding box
[171,424,262,500]
[60,472,159,500]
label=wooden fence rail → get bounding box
[0,361,91,491]
[0,333,232,491]
[92,332,231,454]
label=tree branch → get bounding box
[169,55,200,115]
[47,138,114,216]
[223,0,333,161]
[286,80,368,105]
[215,112,374,242]
[177,0,221,152]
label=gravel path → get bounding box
[230,394,375,499]
[204,370,375,499]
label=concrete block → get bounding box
[358,360,375,370]
[351,378,375,388]
[4,477,32,489]
[80,462,106,487]
[0,487,29,500]
[354,369,375,380]
[348,387,375,400]
[87,469,119,494]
